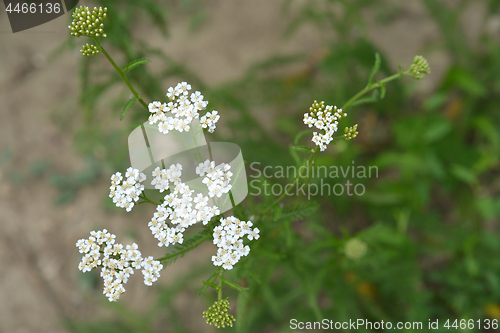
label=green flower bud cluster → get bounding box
[69,6,107,38]
[345,238,367,260]
[409,55,430,79]
[203,298,236,328]
[81,43,99,56]
[309,100,326,117]
[344,124,358,140]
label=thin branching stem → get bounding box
[94,39,148,110]
[341,71,408,111]
[262,70,411,213]
[139,193,160,206]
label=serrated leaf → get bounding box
[268,202,319,222]
[368,53,381,85]
[120,96,140,120]
[122,58,151,73]
[292,145,313,153]
[161,230,211,267]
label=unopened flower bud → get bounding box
[345,238,367,260]
[80,43,100,56]
[409,55,430,79]
[344,124,359,140]
[69,6,108,38]
[203,298,236,328]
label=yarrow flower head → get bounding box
[68,6,107,38]
[151,163,182,192]
[303,100,347,151]
[344,238,367,260]
[344,124,359,140]
[109,167,146,212]
[203,298,236,328]
[211,216,259,270]
[409,55,430,79]
[76,229,162,302]
[148,162,221,248]
[148,82,220,134]
[200,111,220,133]
[197,160,233,198]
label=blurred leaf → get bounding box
[294,129,314,145]
[450,164,477,184]
[222,277,248,292]
[292,145,313,153]
[423,117,452,143]
[424,92,448,112]
[352,89,380,107]
[442,67,487,97]
[475,197,498,220]
[378,81,386,99]
[274,205,283,221]
[368,53,381,85]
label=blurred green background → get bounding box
[1,0,500,332]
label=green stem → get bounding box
[262,146,319,214]
[218,271,224,301]
[341,71,408,111]
[94,39,148,110]
[139,193,160,206]
[302,146,319,189]
[262,71,408,213]
[229,190,248,220]
[155,234,211,262]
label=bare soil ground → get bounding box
[0,1,483,332]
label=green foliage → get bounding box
[62,0,500,332]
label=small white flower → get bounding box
[147,162,220,249]
[109,169,146,212]
[304,102,346,151]
[76,230,163,302]
[211,216,259,270]
[152,82,219,134]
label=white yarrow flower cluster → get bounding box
[76,229,162,302]
[211,216,260,270]
[200,111,220,133]
[303,100,347,151]
[148,82,219,134]
[109,167,146,212]
[151,163,182,192]
[148,163,221,248]
[196,160,233,198]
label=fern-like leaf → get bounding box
[159,230,211,267]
